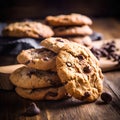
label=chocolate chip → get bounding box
[108,46,116,52]
[100,49,108,57]
[81,92,90,100]
[66,62,72,67]
[56,39,64,42]
[43,57,49,61]
[90,47,101,59]
[47,92,58,97]
[25,60,30,65]
[111,53,119,61]
[27,70,37,78]
[83,66,91,73]
[101,92,112,104]
[91,41,120,64]
[21,102,40,116]
[84,92,90,98]
[37,48,46,53]
[78,55,84,60]
[107,54,112,59]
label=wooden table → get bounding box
[0,19,120,120]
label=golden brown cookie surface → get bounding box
[10,66,62,89]
[15,86,68,100]
[46,13,92,26]
[17,48,56,71]
[54,26,93,36]
[56,43,103,102]
[2,21,54,38]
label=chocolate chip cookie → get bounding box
[40,37,71,53]
[54,26,93,36]
[17,48,56,71]
[2,21,54,38]
[15,86,68,100]
[10,66,62,89]
[46,13,92,26]
[56,43,103,102]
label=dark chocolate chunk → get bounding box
[78,54,84,60]
[90,47,101,59]
[27,69,37,78]
[91,41,120,64]
[66,62,72,67]
[47,92,58,97]
[56,39,64,42]
[81,92,90,100]
[101,92,112,104]
[48,79,62,86]
[84,92,90,98]
[43,57,49,61]
[21,102,40,116]
[100,49,108,57]
[83,66,91,73]
[25,60,30,65]
[107,54,112,60]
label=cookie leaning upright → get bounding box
[56,43,104,102]
[2,21,54,38]
[45,13,92,26]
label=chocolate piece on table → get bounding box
[21,102,40,117]
[101,92,112,104]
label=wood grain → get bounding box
[0,18,120,120]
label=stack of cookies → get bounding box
[10,48,68,100]
[10,37,104,102]
[45,13,93,47]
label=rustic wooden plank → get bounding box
[0,64,24,90]
[0,64,24,74]
[41,78,120,120]
[1,73,120,120]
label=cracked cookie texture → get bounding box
[10,66,62,89]
[17,48,56,71]
[40,37,71,53]
[15,86,68,100]
[56,43,103,102]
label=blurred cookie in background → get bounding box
[2,21,54,39]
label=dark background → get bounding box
[0,0,120,21]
